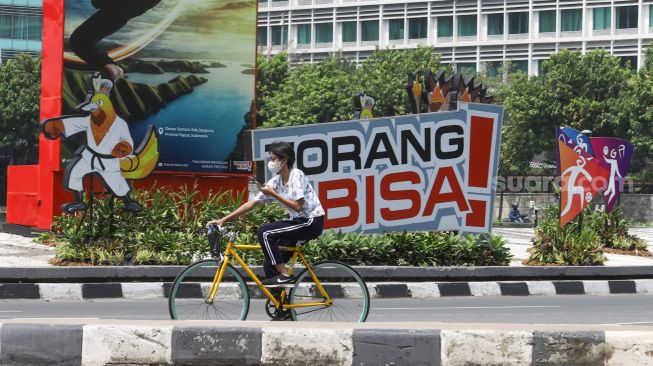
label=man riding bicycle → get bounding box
[209,141,325,287]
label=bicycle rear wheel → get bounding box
[168,259,250,320]
[289,260,370,322]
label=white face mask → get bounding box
[267,160,282,174]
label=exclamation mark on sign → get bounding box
[466,115,495,228]
[468,115,495,189]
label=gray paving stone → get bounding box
[172,326,261,365]
[0,323,83,366]
[352,329,440,366]
[533,331,605,366]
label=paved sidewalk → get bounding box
[0,233,54,267]
[0,228,652,268]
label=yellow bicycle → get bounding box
[168,225,370,321]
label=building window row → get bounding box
[260,5,649,46]
[0,13,41,41]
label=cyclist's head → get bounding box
[268,141,295,169]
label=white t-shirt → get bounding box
[255,168,325,219]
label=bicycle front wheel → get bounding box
[289,260,370,322]
[168,259,250,320]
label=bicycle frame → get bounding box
[206,241,333,310]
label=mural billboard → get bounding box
[62,0,256,174]
[557,127,634,226]
[250,103,504,234]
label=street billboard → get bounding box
[250,103,504,233]
[62,0,256,174]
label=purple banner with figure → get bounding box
[589,137,634,212]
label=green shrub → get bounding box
[45,186,511,266]
[587,209,648,252]
[528,204,605,265]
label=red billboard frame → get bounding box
[6,0,252,229]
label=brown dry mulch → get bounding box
[521,260,567,266]
[603,247,652,257]
[48,258,91,266]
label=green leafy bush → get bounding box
[528,204,605,265]
[303,231,511,266]
[587,209,649,252]
[46,186,511,266]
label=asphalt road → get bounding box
[2,295,653,325]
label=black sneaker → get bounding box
[262,274,295,287]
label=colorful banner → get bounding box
[590,137,634,212]
[62,0,256,174]
[250,103,504,234]
[556,127,633,226]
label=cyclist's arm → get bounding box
[259,185,304,212]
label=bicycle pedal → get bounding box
[271,310,292,321]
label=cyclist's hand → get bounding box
[259,184,276,196]
[207,218,226,228]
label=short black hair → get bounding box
[268,141,295,168]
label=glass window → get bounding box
[315,23,332,43]
[537,59,547,74]
[594,7,611,30]
[13,15,27,40]
[458,15,477,36]
[487,13,503,35]
[438,16,453,37]
[561,9,582,31]
[258,26,267,46]
[0,15,12,39]
[457,62,476,77]
[342,21,356,42]
[508,12,529,34]
[616,6,638,29]
[409,17,427,39]
[650,5,653,27]
[388,19,404,40]
[486,61,501,78]
[297,24,311,44]
[513,60,528,73]
[271,25,287,45]
[620,56,637,69]
[361,20,379,41]
[539,10,556,33]
[27,16,40,41]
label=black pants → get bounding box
[70,0,161,68]
[257,216,324,278]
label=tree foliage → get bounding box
[258,47,447,127]
[0,55,41,163]
[498,49,651,174]
[616,47,653,175]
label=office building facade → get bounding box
[257,0,653,75]
[0,0,41,62]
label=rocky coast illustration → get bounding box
[63,0,257,173]
[62,55,222,122]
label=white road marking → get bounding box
[375,306,562,310]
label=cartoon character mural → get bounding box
[353,91,375,119]
[556,127,633,226]
[407,70,494,114]
[41,73,159,214]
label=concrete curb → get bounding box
[1,320,653,365]
[3,279,653,300]
[3,265,653,283]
